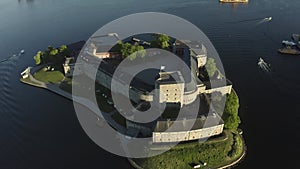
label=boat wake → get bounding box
[256,17,272,26]
[0,50,24,64]
[0,51,26,159]
[258,57,271,72]
[226,17,272,24]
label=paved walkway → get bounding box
[28,74,46,87]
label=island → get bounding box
[278,34,300,55]
[20,33,246,169]
[219,0,248,3]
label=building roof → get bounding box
[154,114,223,132]
[174,40,207,57]
[97,60,155,92]
[154,94,223,132]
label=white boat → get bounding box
[20,50,25,54]
[282,40,296,46]
[265,17,272,21]
[258,58,264,65]
[258,58,271,71]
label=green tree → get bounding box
[120,43,132,58]
[157,34,170,49]
[50,49,59,56]
[41,46,55,63]
[120,43,146,60]
[206,58,217,77]
[59,45,71,56]
[136,45,146,58]
[223,91,241,129]
[33,51,42,65]
[33,45,70,72]
[59,45,67,52]
[150,34,170,49]
[127,45,137,60]
[45,46,54,55]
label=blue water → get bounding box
[1,0,300,168]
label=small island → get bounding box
[278,34,300,55]
[219,0,248,3]
[20,33,246,169]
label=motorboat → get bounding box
[258,58,271,71]
[265,17,272,21]
[282,40,296,46]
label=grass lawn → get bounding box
[33,68,64,84]
[134,130,244,169]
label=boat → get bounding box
[282,40,296,46]
[265,17,272,21]
[258,57,271,72]
[258,58,270,67]
[20,49,25,54]
[278,46,300,55]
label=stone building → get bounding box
[172,40,207,69]
[155,71,185,105]
[63,57,83,77]
[153,115,224,143]
[69,35,232,143]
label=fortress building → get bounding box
[64,34,232,143]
